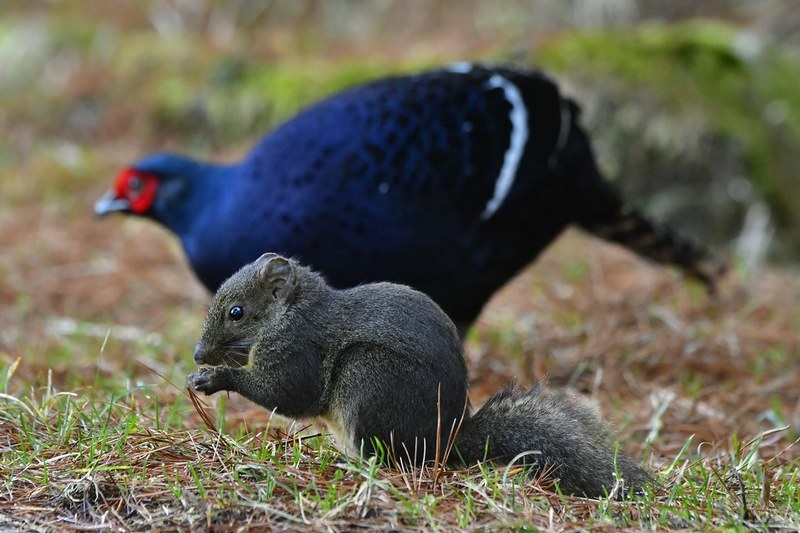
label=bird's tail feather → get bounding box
[555,110,726,291]
[580,200,727,291]
[573,178,727,291]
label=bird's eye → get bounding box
[228,305,245,321]
[128,175,143,196]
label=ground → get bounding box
[1,2,799,530]
[2,207,798,529]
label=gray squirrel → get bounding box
[189,253,649,496]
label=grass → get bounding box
[1,2,799,531]
[2,233,799,531]
[1,412,797,530]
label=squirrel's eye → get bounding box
[228,306,245,321]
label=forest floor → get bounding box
[1,2,799,530]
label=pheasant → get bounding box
[96,64,723,334]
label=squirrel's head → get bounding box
[193,253,298,366]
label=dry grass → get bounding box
[1,206,799,530]
[1,2,799,530]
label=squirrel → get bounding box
[189,253,649,497]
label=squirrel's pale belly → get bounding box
[319,410,355,454]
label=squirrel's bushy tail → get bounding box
[452,383,649,497]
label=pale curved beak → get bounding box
[94,190,131,217]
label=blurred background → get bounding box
[1,0,798,377]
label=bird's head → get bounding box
[95,166,160,216]
[94,154,210,223]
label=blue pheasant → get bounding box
[96,64,723,333]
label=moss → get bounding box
[149,57,419,149]
[538,20,800,237]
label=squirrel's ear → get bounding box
[259,256,295,299]
[255,252,279,264]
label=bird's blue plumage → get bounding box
[99,64,719,331]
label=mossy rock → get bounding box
[537,20,800,261]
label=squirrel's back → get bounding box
[322,281,471,464]
[334,282,465,362]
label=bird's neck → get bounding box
[154,159,238,237]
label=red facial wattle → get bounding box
[114,168,159,214]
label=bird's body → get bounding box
[97,64,722,331]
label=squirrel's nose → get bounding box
[193,342,206,364]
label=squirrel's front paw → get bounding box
[189,366,228,395]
